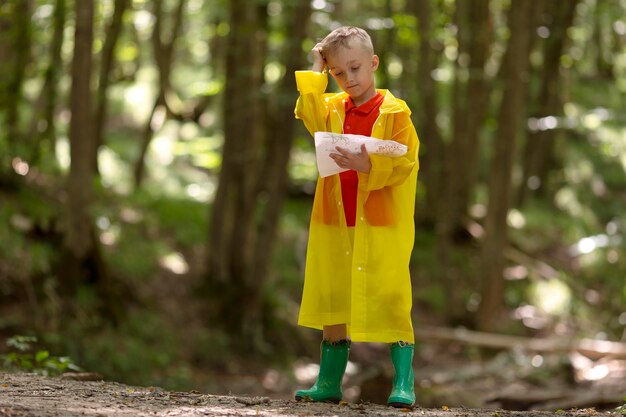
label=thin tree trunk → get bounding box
[519,1,578,205]
[457,0,492,222]
[373,0,394,89]
[4,0,31,156]
[206,0,267,344]
[63,0,98,286]
[439,0,492,240]
[93,0,130,175]
[251,0,312,327]
[133,0,185,188]
[0,4,14,173]
[429,0,492,322]
[409,0,442,227]
[26,0,66,166]
[476,0,533,331]
[593,0,613,79]
[435,0,472,321]
[62,0,122,323]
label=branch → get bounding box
[414,326,626,359]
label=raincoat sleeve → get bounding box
[294,71,329,136]
[358,112,420,191]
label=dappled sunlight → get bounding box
[152,131,177,166]
[528,279,572,316]
[507,209,526,229]
[11,157,29,176]
[293,362,318,384]
[99,146,133,194]
[554,187,584,217]
[96,216,120,246]
[121,68,158,123]
[527,115,558,132]
[159,252,189,275]
[570,234,611,255]
[55,136,70,171]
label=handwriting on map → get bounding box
[314,132,408,178]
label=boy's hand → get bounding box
[330,144,371,173]
[311,43,326,73]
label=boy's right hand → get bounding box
[311,43,326,73]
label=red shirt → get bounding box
[340,92,384,226]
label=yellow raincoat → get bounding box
[294,71,420,343]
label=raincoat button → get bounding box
[357,266,362,271]
[346,251,350,256]
[360,217,365,221]
[338,201,341,206]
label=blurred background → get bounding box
[0,0,625,411]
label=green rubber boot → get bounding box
[295,339,350,403]
[387,341,416,409]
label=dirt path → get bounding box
[0,372,616,417]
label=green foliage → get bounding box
[67,310,194,390]
[1,335,81,376]
[616,398,626,415]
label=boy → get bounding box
[293,26,420,408]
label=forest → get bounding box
[0,0,625,412]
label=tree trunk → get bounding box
[65,0,96,264]
[133,0,185,188]
[28,0,66,166]
[93,0,130,175]
[251,0,312,335]
[373,0,394,90]
[4,0,31,156]
[593,0,614,79]
[431,0,492,322]
[62,0,120,323]
[519,1,578,205]
[205,0,268,346]
[452,0,492,233]
[438,0,492,240]
[409,0,442,227]
[0,3,14,173]
[476,0,532,331]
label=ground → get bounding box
[0,372,619,417]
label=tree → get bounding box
[94,0,131,175]
[133,0,186,187]
[0,0,31,175]
[205,0,311,349]
[476,0,533,331]
[27,0,67,166]
[441,0,492,239]
[61,0,120,322]
[431,0,492,321]
[251,0,312,310]
[408,0,443,227]
[519,1,579,205]
[205,0,268,346]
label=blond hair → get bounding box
[319,26,374,58]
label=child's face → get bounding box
[326,42,379,106]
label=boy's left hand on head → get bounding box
[330,144,371,173]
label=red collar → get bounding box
[344,92,384,115]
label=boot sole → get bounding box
[295,395,341,404]
[388,401,414,409]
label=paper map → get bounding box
[314,131,408,178]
